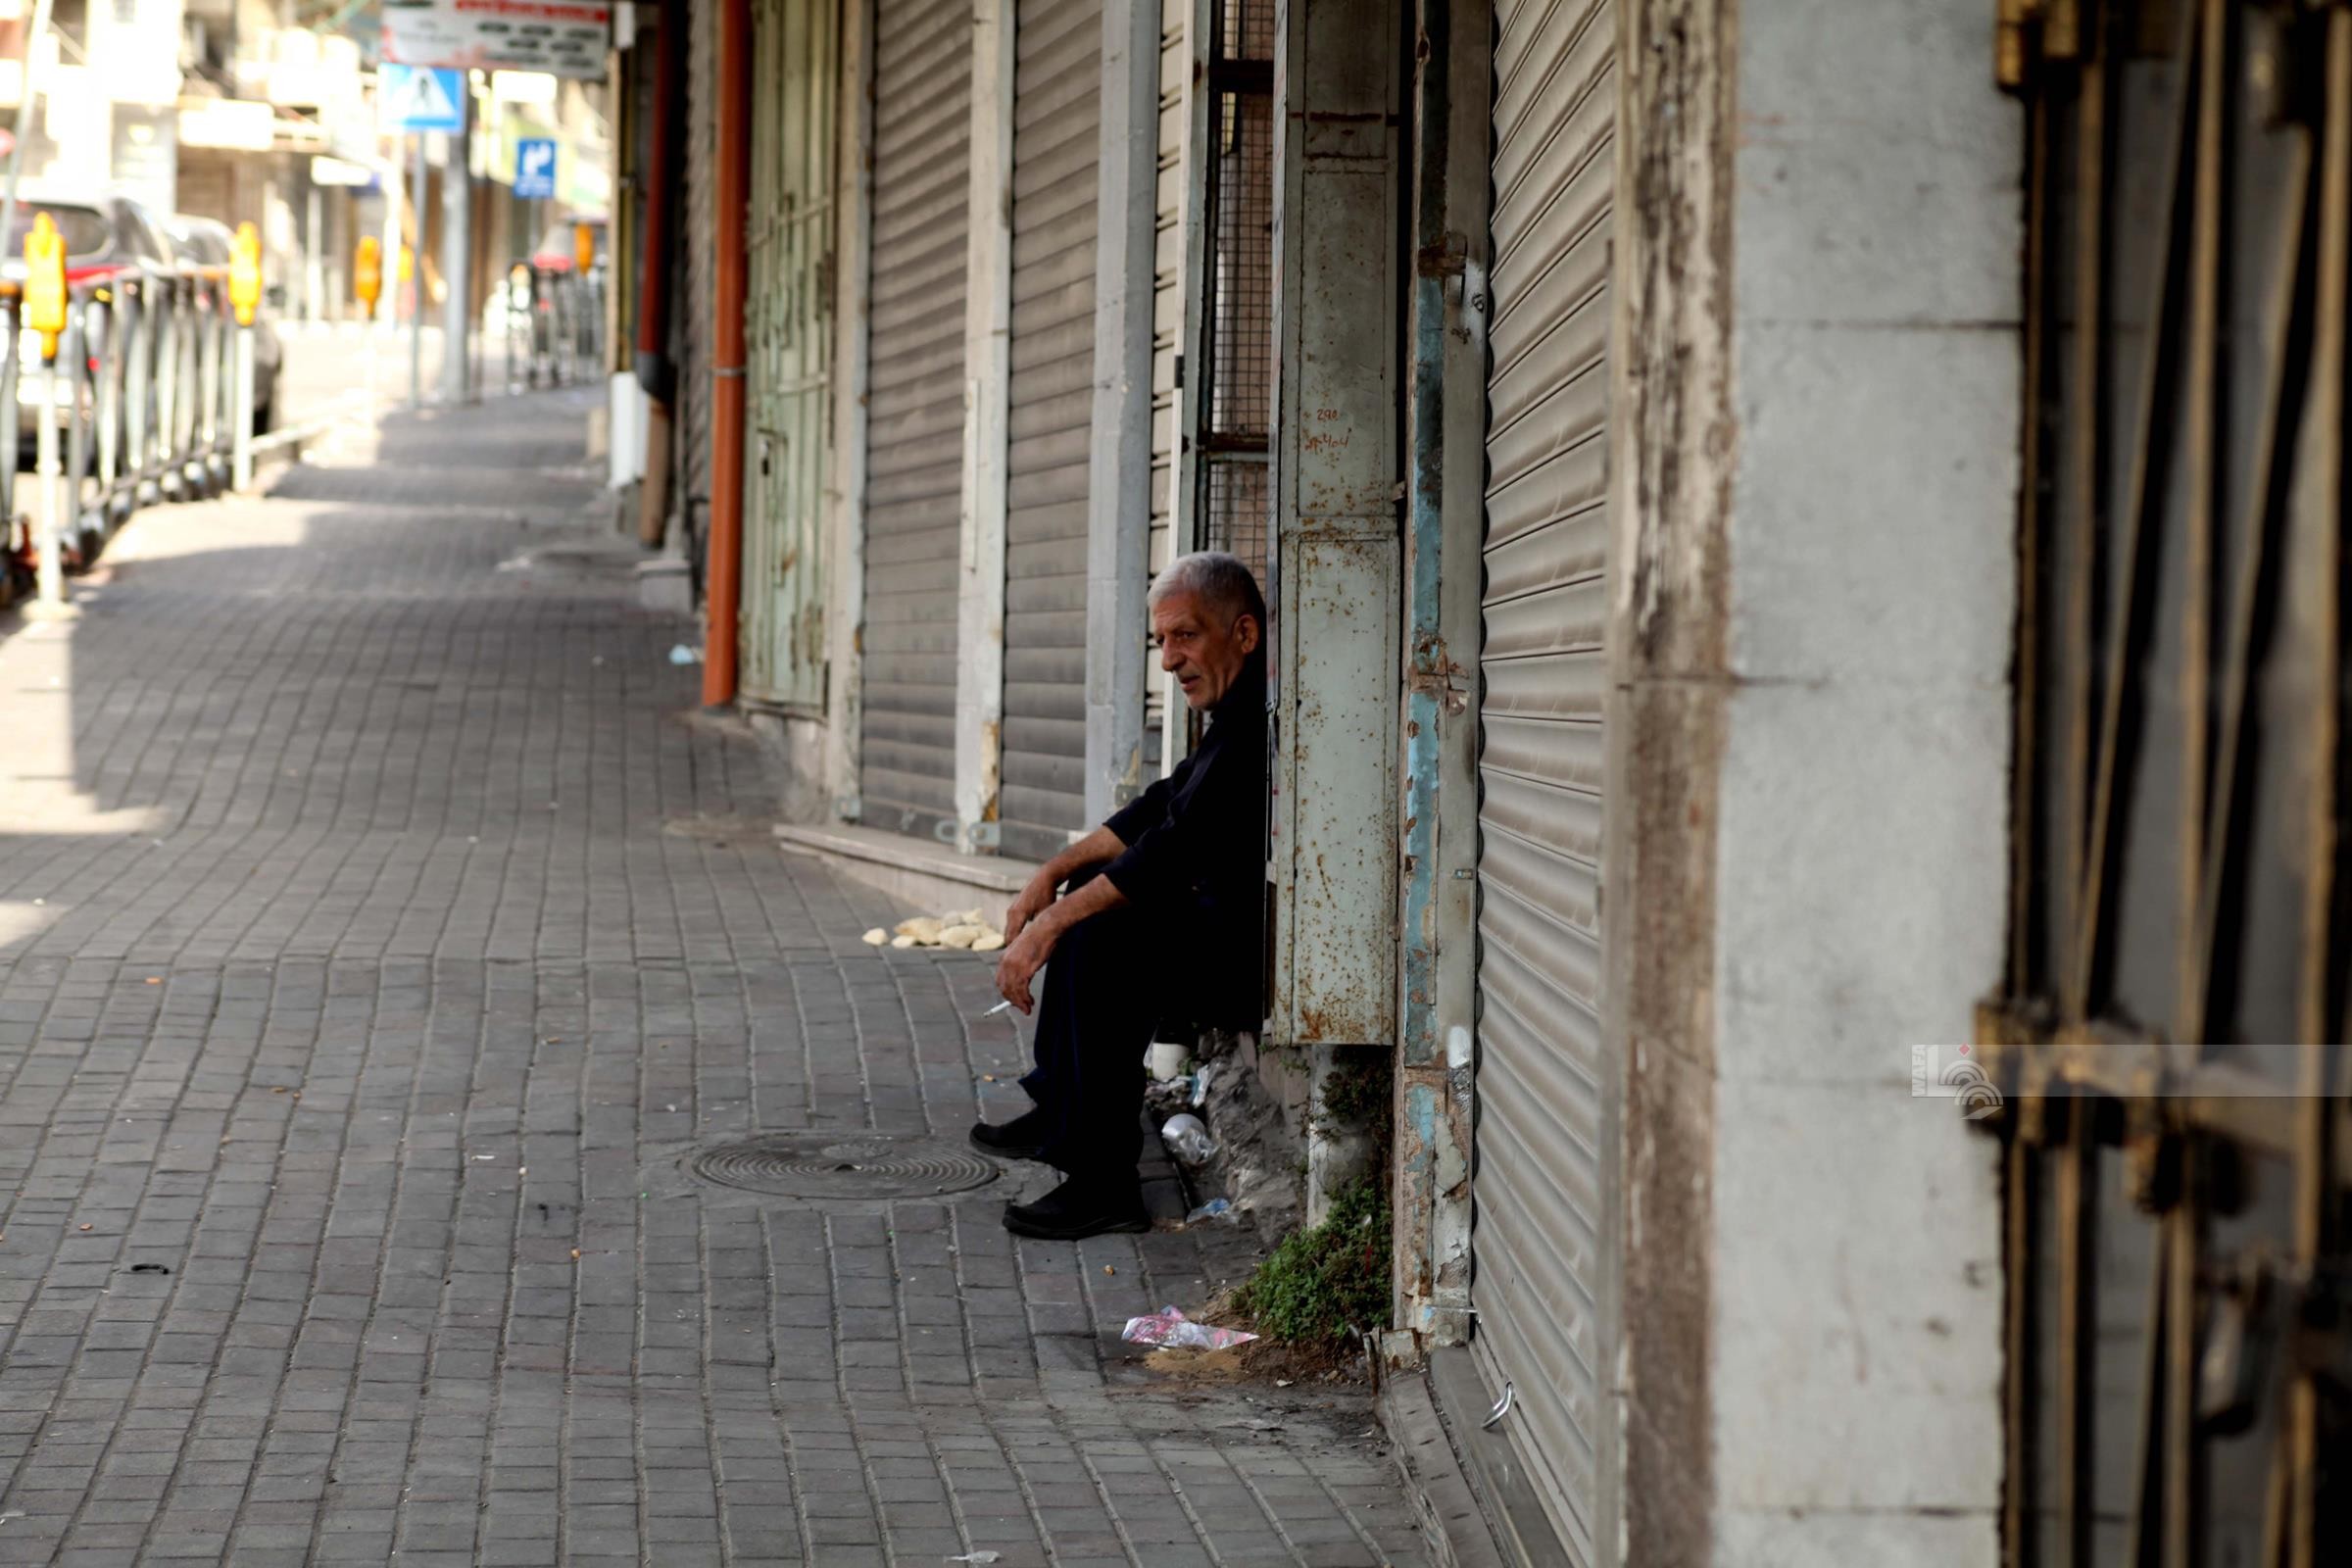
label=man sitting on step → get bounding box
[972,551,1268,1240]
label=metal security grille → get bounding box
[858,0,973,840]
[999,0,1102,861]
[1985,5,2352,1564]
[741,0,838,710]
[1469,0,1615,1560]
[1197,0,1273,580]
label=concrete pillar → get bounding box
[1611,2,2013,1563]
[1082,0,1159,823]
[951,0,1014,855]
[822,0,876,822]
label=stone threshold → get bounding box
[1382,1346,1573,1568]
[772,821,1040,928]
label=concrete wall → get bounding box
[1614,1,2013,1563]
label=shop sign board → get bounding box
[382,0,611,82]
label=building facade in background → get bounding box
[0,0,612,329]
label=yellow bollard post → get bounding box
[24,212,68,612]
[229,221,262,489]
[356,235,383,410]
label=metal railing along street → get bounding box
[503,262,605,396]
[1,258,248,604]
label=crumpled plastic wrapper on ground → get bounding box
[1121,1305,1258,1351]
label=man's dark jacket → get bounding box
[1094,659,1267,1026]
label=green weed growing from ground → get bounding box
[1233,1177,1391,1350]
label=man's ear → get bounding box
[1235,613,1261,655]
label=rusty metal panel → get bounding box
[1467,0,1614,1560]
[742,0,840,710]
[1272,533,1400,1042]
[858,0,973,838]
[1000,0,1102,859]
[1267,0,1399,1052]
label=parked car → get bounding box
[0,191,280,447]
[165,214,283,431]
[0,188,178,282]
[1,191,165,446]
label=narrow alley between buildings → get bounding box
[0,391,1425,1567]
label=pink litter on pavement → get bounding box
[1121,1305,1259,1350]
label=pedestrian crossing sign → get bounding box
[379,64,466,134]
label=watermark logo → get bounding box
[1912,1043,2004,1121]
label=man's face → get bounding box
[1153,589,1259,712]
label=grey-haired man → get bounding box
[971,552,1268,1240]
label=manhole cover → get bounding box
[687,1133,1000,1200]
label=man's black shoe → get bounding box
[1003,1175,1150,1240]
[970,1108,1052,1163]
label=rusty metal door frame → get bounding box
[1988,4,2351,1563]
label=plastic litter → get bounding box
[1159,1112,1217,1164]
[668,644,704,665]
[1121,1304,1257,1351]
[1185,1198,1236,1224]
[948,1553,1002,1564]
[1192,1062,1213,1108]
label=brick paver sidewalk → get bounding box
[0,391,1425,1566]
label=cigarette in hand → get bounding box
[983,999,1016,1017]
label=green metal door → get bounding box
[740,0,840,710]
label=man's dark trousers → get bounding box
[1018,870,1159,1181]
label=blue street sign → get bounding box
[514,138,559,200]
[380,65,466,135]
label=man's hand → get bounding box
[1002,870,1059,946]
[1004,825,1130,944]
[994,920,1054,1015]
[991,873,1131,1017]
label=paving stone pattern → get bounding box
[0,392,1426,1566]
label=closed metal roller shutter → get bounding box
[998,0,1101,859]
[859,0,972,840]
[1469,0,1615,1559]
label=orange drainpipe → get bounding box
[704,0,752,707]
